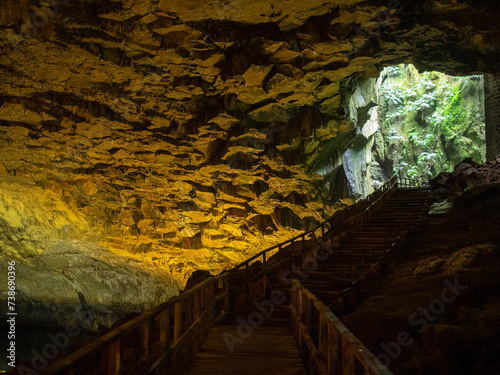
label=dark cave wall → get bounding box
[485,74,500,159]
[0,0,30,26]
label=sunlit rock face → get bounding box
[0,0,499,326]
[342,64,487,189]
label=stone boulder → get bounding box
[184,270,212,291]
[431,159,500,201]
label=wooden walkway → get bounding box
[301,188,429,306]
[183,325,307,375]
[183,185,428,374]
[41,177,430,375]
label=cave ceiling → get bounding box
[0,0,498,324]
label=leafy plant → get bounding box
[376,64,485,179]
[385,65,402,77]
[441,85,467,140]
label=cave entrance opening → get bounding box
[369,64,486,184]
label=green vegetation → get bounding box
[376,64,485,179]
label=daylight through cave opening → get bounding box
[370,64,486,183]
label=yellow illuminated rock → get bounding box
[0,0,498,329]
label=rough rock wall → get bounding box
[0,0,30,26]
[0,0,499,327]
[485,74,500,159]
[343,78,381,196]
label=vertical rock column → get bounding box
[0,0,30,26]
[342,80,380,198]
[485,73,500,160]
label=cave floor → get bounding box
[341,185,500,375]
[183,325,307,375]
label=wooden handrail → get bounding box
[41,273,230,375]
[234,175,399,270]
[396,176,430,189]
[40,175,403,374]
[228,175,399,310]
[291,279,393,375]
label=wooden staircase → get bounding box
[180,187,429,375]
[40,177,430,375]
[182,325,307,375]
[301,188,429,307]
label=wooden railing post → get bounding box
[318,314,331,374]
[138,319,151,372]
[228,271,234,313]
[278,245,284,286]
[172,348,181,375]
[296,287,303,352]
[186,295,195,368]
[225,274,230,314]
[200,283,208,339]
[291,280,394,375]
[159,308,170,360]
[342,336,355,374]
[305,294,312,349]
[194,288,201,319]
[262,252,267,295]
[209,278,216,325]
[245,263,250,307]
[329,319,342,375]
[107,340,121,375]
[174,300,183,342]
[187,294,194,330]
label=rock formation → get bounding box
[430,157,500,202]
[0,0,499,327]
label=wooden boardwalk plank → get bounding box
[183,325,307,375]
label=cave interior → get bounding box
[1,0,500,374]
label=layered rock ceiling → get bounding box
[0,0,499,326]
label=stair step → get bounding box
[225,187,429,334]
[316,259,374,267]
[337,244,389,250]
